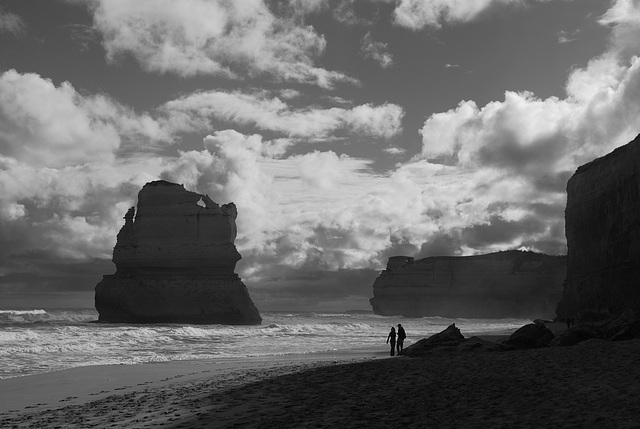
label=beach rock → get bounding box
[603,308,640,341]
[550,326,599,347]
[95,180,262,325]
[400,323,465,356]
[456,336,511,352]
[370,251,566,319]
[556,134,640,322]
[503,322,555,349]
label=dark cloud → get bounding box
[461,214,547,249]
[415,232,463,258]
[246,265,379,311]
[531,170,573,193]
[0,257,113,293]
[376,235,420,265]
[476,130,567,174]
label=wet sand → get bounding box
[2,337,640,428]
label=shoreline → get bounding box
[0,346,387,414]
[3,336,640,427]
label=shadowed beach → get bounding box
[2,338,640,428]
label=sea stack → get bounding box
[370,250,566,319]
[95,180,261,325]
[556,134,640,321]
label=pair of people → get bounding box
[386,324,406,356]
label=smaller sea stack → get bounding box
[371,250,566,319]
[95,180,261,325]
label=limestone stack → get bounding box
[95,180,261,324]
[370,250,566,318]
[556,134,640,321]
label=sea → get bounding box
[0,309,530,380]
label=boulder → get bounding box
[550,326,599,347]
[503,322,555,349]
[603,308,640,341]
[400,323,465,356]
[370,251,566,319]
[95,180,261,325]
[456,336,511,352]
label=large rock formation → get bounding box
[95,180,261,325]
[556,134,640,322]
[370,250,566,319]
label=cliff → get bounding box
[370,250,566,319]
[95,180,261,324]
[556,134,640,321]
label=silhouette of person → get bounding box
[396,324,406,354]
[566,317,572,329]
[386,327,396,356]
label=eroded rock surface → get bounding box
[370,251,566,319]
[95,180,261,324]
[556,134,640,322]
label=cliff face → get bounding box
[370,251,566,319]
[95,180,261,325]
[556,134,640,321]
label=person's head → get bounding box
[391,327,395,331]
[397,324,402,328]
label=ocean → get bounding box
[0,309,530,379]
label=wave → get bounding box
[0,309,98,325]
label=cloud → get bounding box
[0,70,179,168]
[331,0,376,27]
[360,32,394,68]
[5,0,640,311]
[88,0,355,88]
[0,70,120,168]
[393,0,522,30]
[160,90,404,139]
[558,29,580,44]
[407,0,640,260]
[383,147,406,155]
[0,7,25,37]
[63,23,100,51]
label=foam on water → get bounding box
[0,309,530,379]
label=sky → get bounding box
[1,0,640,312]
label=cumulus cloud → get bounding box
[88,0,355,88]
[0,70,120,168]
[0,70,180,168]
[160,90,404,139]
[409,0,640,259]
[360,32,394,68]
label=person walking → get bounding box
[396,324,406,354]
[386,327,396,356]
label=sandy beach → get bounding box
[2,335,640,428]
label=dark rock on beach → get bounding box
[400,323,465,356]
[503,322,555,349]
[400,324,512,356]
[550,326,599,347]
